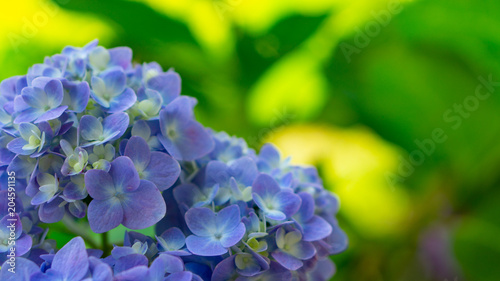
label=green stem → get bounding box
[101,232,110,256]
[61,216,100,249]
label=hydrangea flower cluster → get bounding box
[0,40,347,280]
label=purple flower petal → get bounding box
[52,236,89,281]
[143,152,180,191]
[185,235,227,256]
[85,169,115,200]
[101,68,126,95]
[271,250,302,271]
[109,47,132,70]
[121,180,166,229]
[274,191,301,218]
[114,254,148,273]
[88,199,123,233]
[220,222,245,248]
[158,227,185,251]
[102,112,129,142]
[302,216,332,242]
[38,197,65,223]
[146,71,181,105]
[165,272,193,281]
[158,120,214,161]
[42,79,64,107]
[124,136,151,172]
[252,173,280,199]
[109,156,140,192]
[62,80,90,113]
[114,266,148,281]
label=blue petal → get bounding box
[85,169,115,200]
[79,115,104,141]
[14,108,43,124]
[102,112,129,142]
[220,222,245,248]
[185,207,217,236]
[42,79,64,108]
[185,235,227,256]
[121,180,166,229]
[109,156,140,192]
[108,87,136,113]
[142,152,180,191]
[215,204,242,234]
[124,136,151,172]
[252,173,280,199]
[274,191,301,218]
[271,250,302,271]
[109,47,132,70]
[62,80,90,113]
[38,197,65,223]
[146,71,181,105]
[52,237,89,281]
[35,105,67,123]
[158,227,186,251]
[7,138,32,155]
[158,120,214,161]
[88,198,123,233]
[21,86,46,108]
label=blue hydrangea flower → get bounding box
[79,112,129,147]
[185,205,245,256]
[158,96,214,161]
[14,78,67,124]
[90,68,136,113]
[0,41,346,281]
[85,156,166,233]
[7,122,53,157]
[271,227,316,270]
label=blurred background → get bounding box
[1,0,499,280]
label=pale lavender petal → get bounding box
[101,68,126,95]
[165,272,193,281]
[62,80,90,113]
[43,79,64,107]
[38,197,65,223]
[274,191,301,218]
